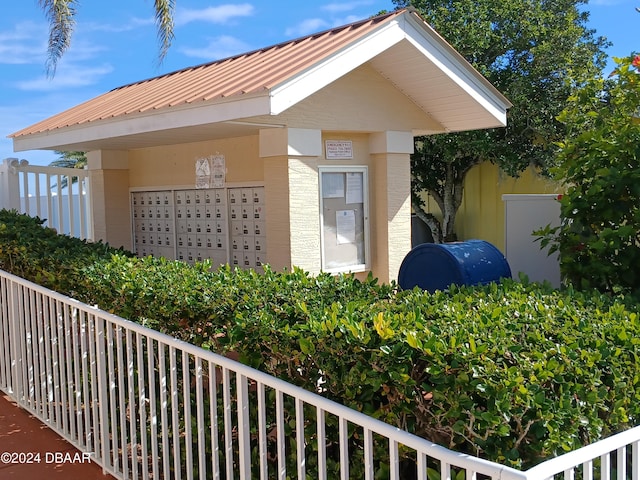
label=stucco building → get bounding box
[10,8,511,283]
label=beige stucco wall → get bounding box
[87,150,132,250]
[261,129,413,282]
[288,157,322,272]
[128,135,263,188]
[87,63,433,282]
[247,63,440,133]
[89,128,413,283]
[262,155,291,271]
[371,152,412,283]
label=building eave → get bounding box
[12,93,273,152]
[10,8,511,153]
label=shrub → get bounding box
[538,54,640,295]
[372,282,640,466]
[2,209,639,468]
[81,251,640,468]
[0,209,126,295]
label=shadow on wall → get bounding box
[411,213,434,247]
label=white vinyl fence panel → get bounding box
[503,194,561,287]
[0,158,92,240]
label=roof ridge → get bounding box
[111,9,406,92]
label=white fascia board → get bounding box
[402,14,511,127]
[269,20,406,115]
[13,93,272,152]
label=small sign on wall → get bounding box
[195,158,210,188]
[325,140,353,160]
[210,154,226,188]
[195,154,226,188]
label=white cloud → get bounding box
[0,21,43,42]
[15,63,114,91]
[61,41,107,63]
[332,15,363,26]
[284,13,367,38]
[0,92,90,162]
[80,16,155,34]
[285,18,331,37]
[175,4,255,26]
[0,21,47,64]
[321,1,376,13]
[179,36,252,60]
[0,20,107,66]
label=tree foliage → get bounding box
[48,150,87,189]
[537,55,640,296]
[49,150,86,169]
[38,0,175,76]
[394,0,609,242]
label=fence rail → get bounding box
[0,158,92,240]
[0,267,639,479]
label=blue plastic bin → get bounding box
[398,239,511,292]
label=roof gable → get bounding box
[251,63,446,134]
[10,9,511,152]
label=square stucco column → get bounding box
[260,128,322,274]
[87,150,131,250]
[370,131,413,283]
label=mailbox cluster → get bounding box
[132,187,266,270]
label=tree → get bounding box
[49,150,87,189]
[393,0,609,242]
[537,54,640,295]
[49,150,86,169]
[39,0,175,75]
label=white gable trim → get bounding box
[269,19,406,115]
[269,11,509,126]
[401,14,509,126]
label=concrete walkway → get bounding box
[0,393,114,479]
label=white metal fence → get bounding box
[0,158,93,240]
[1,267,639,480]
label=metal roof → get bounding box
[10,8,511,152]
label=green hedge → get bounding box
[1,209,639,469]
[0,209,128,295]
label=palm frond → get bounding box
[39,0,78,77]
[40,1,175,72]
[154,0,176,64]
[49,151,87,189]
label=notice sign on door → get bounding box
[325,140,353,159]
[336,210,356,244]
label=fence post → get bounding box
[0,158,23,211]
[95,316,110,475]
[8,280,22,401]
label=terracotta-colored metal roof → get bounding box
[10,9,407,139]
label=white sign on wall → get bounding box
[195,154,226,188]
[325,140,353,159]
[210,154,226,188]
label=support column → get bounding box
[0,158,22,211]
[260,128,322,274]
[262,154,291,271]
[86,150,131,249]
[370,131,413,283]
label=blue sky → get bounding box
[1,1,637,166]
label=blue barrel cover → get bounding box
[398,240,511,293]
